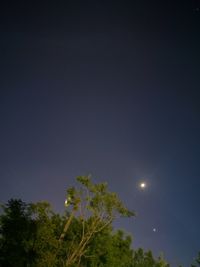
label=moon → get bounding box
[139,182,147,189]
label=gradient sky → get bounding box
[0,1,200,266]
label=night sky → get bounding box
[0,1,200,266]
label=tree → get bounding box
[82,228,134,267]
[0,199,65,267]
[59,175,135,267]
[0,177,134,267]
[29,201,64,267]
[0,176,170,267]
[191,252,200,267]
[0,199,36,267]
[132,248,169,267]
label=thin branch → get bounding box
[59,209,75,242]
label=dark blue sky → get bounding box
[0,1,200,266]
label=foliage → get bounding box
[29,201,64,267]
[0,199,65,267]
[133,248,169,267]
[82,228,134,267]
[60,176,135,266]
[0,176,171,267]
[0,199,36,267]
[191,252,200,267]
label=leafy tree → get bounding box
[0,199,36,267]
[0,177,134,267]
[133,248,169,267]
[0,176,171,267]
[191,252,200,267]
[0,199,65,267]
[82,228,134,267]
[29,201,65,267]
[59,176,135,267]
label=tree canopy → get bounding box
[0,176,174,267]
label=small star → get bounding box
[193,7,200,13]
[153,228,157,232]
